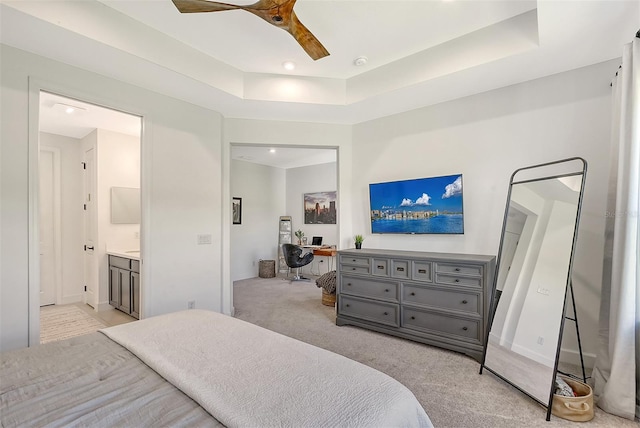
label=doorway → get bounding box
[37,91,142,341]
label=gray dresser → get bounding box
[336,248,495,361]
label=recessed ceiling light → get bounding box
[354,56,368,66]
[269,148,276,153]
[282,61,296,71]
[53,102,87,114]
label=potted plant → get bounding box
[354,234,364,249]
[295,229,305,245]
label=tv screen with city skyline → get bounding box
[369,174,464,234]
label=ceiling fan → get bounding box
[172,0,330,61]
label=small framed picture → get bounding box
[232,197,242,225]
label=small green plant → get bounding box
[354,234,364,245]
[294,229,305,244]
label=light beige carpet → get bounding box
[40,304,107,344]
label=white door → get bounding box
[39,150,56,306]
[83,147,97,308]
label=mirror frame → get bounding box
[479,157,587,421]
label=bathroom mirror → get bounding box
[111,187,140,224]
[480,158,587,420]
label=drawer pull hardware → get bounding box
[383,312,388,316]
[396,267,405,272]
[346,304,350,307]
[352,259,357,262]
[347,283,352,286]
[352,267,356,270]
[377,265,384,269]
[418,269,426,274]
[462,300,468,304]
[411,316,415,320]
[410,292,415,296]
[455,268,461,272]
[462,326,468,331]
[385,289,389,292]
[454,279,460,283]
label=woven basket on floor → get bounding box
[322,289,336,306]
[258,259,276,278]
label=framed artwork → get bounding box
[304,191,337,224]
[232,197,242,225]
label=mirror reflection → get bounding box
[484,174,582,404]
[111,187,140,224]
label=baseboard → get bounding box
[560,347,596,371]
[60,294,83,305]
[96,302,113,312]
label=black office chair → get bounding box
[282,243,314,281]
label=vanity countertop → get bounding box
[107,249,141,261]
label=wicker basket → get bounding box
[258,259,276,278]
[322,289,336,306]
[552,377,594,422]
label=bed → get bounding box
[1,309,432,427]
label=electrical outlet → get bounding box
[188,301,195,309]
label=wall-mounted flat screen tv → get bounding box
[369,174,464,234]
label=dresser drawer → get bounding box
[340,296,399,327]
[391,260,410,280]
[435,262,483,277]
[371,258,389,277]
[435,273,483,288]
[340,275,398,302]
[402,308,481,342]
[109,255,131,270]
[411,261,432,282]
[341,265,370,275]
[402,285,481,316]
[340,255,370,266]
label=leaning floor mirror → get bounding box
[480,157,587,421]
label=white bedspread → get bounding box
[101,310,432,428]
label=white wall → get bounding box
[97,129,141,309]
[1,44,224,351]
[351,59,619,362]
[286,162,338,246]
[230,159,285,280]
[39,132,84,304]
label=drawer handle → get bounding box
[410,292,415,296]
[396,267,405,272]
[418,269,427,274]
[377,265,385,269]
[352,267,356,270]
[352,259,357,262]
[346,304,350,307]
[462,326,468,331]
[347,283,352,286]
[462,300,468,304]
[455,268,461,272]
[454,279,460,283]
[385,289,389,292]
[383,312,388,316]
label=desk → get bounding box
[312,248,337,274]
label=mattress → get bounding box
[1,309,432,427]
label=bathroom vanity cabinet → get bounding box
[109,255,140,319]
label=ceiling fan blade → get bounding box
[172,0,239,14]
[288,11,329,60]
